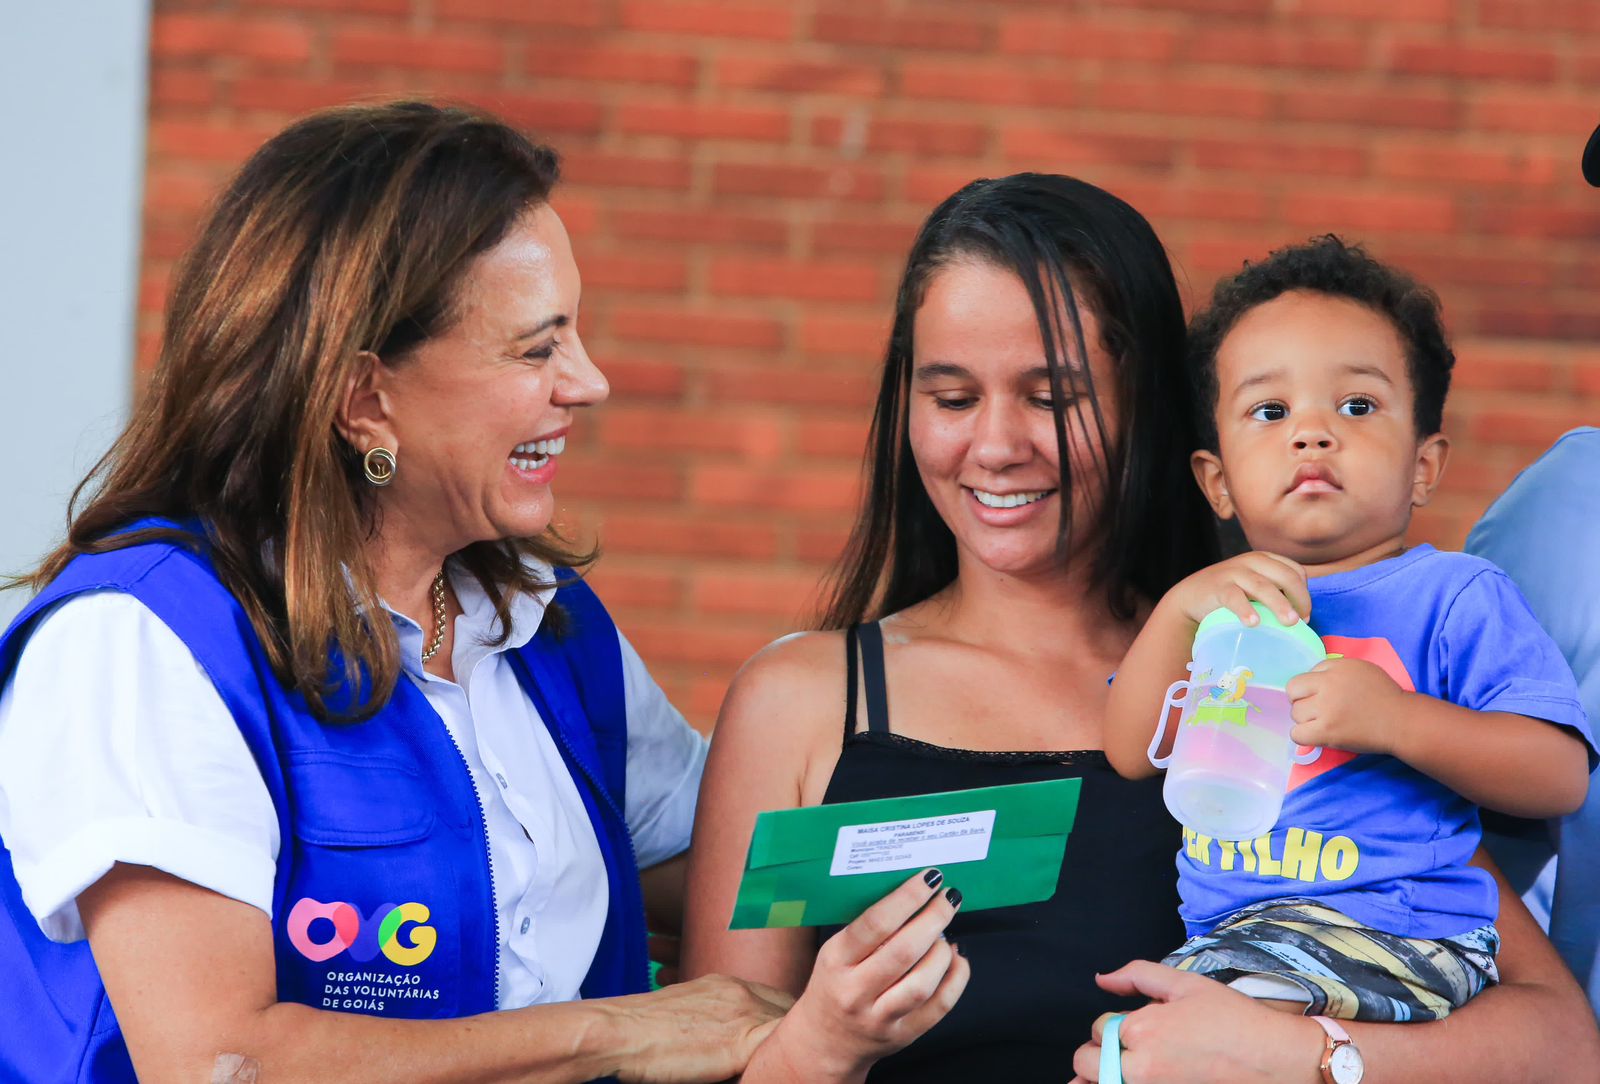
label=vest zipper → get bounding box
[440,722,502,1010]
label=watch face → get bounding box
[1330,1043,1365,1083]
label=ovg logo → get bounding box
[287,898,437,966]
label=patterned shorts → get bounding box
[1163,898,1500,1022]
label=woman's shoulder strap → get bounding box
[844,623,859,740]
[857,621,890,735]
[842,622,890,740]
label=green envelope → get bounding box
[730,778,1082,929]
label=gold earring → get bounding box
[363,446,396,486]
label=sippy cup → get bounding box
[1147,602,1327,841]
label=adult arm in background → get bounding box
[1467,426,1600,1012]
[81,864,788,1084]
[682,632,969,1084]
[1069,849,1600,1084]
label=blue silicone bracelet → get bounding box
[1099,1013,1126,1084]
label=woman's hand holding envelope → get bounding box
[741,868,970,1083]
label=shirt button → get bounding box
[520,917,531,935]
[495,773,508,789]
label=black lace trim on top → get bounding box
[845,729,1110,767]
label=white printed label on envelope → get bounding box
[829,810,997,876]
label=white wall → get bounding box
[0,2,150,625]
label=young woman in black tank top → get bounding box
[683,173,1215,1080]
[821,624,1180,1081]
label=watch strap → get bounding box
[1312,1015,1352,1043]
[1311,1015,1357,1084]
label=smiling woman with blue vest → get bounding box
[0,101,790,1082]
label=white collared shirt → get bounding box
[0,565,707,1008]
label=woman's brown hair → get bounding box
[19,100,588,720]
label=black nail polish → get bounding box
[945,887,963,909]
[923,868,943,889]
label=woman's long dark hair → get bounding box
[820,173,1217,628]
[17,101,590,720]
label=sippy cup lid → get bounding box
[1195,601,1326,658]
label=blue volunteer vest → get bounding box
[0,523,649,1082]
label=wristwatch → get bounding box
[1312,1015,1365,1084]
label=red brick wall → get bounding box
[143,0,1600,729]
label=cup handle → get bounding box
[1148,679,1192,769]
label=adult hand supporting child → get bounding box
[1067,962,1323,1084]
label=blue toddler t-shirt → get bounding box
[1176,545,1595,942]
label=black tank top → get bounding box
[820,623,1183,1081]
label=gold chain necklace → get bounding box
[420,569,448,663]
